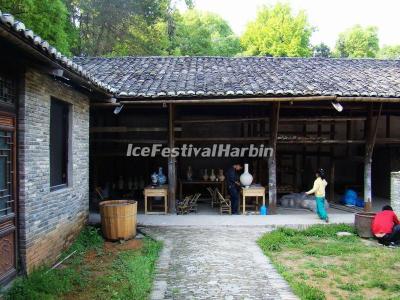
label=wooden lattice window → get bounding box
[0,74,16,104]
[0,130,13,217]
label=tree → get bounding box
[170,10,241,56]
[0,0,74,54]
[334,25,379,58]
[313,43,331,58]
[240,3,313,57]
[111,17,170,56]
[378,45,400,59]
[65,0,170,56]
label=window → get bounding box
[0,73,16,104]
[50,98,70,189]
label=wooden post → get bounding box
[364,103,383,211]
[268,102,280,214]
[168,104,176,213]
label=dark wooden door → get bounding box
[0,113,17,285]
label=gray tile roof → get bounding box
[73,56,400,99]
[2,10,400,100]
[0,11,115,94]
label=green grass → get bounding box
[3,227,162,300]
[258,224,400,300]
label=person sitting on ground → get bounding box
[372,205,400,246]
[305,168,329,223]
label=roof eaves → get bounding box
[0,11,112,96]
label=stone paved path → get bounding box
[143,227,298,300]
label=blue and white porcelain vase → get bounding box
[151,172,158,186]
[157,167,167,185]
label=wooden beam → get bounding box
[364,103,383,211]
[168,104,176,213]
[175,117,266,124]
[173,137,400,144]
[90,126,182,133]
[91,139,167,144]
[268,102,280,214]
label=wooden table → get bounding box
[242,185,266,214]
[179,180,225,200]
[144,185,168,214]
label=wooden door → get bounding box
[0,113,17,285]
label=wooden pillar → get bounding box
[268,102,280,214]
[329,121,336,203]
[168,104,176,213]
[364,103,383,211]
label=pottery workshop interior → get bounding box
[90,102,400,213]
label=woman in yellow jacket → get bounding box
[305,168,329,223]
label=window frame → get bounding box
[49,97,72,191]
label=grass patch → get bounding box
[3,227,162,300]
[259,224,400,300]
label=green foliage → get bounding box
[334,25,379,58]
[260,224,400,300]
[4,226,102,300]
[241,3,313,57]
[378,45,400,59]
[111,17,169,56]
[274,262,326,300]
[4,227,162,300]
[100,239,162,299]
[4,266,82,300]
[313,43,331,58]
[0,0,74,54]
[170,9,241,56]
[258,224,355,253]
[65,0,171,56]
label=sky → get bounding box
[179,0,400,48]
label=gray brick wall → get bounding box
[18,68,90,272]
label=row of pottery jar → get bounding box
[151,167,167,186]
[201,169,225,182]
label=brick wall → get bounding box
[18,68,90,272]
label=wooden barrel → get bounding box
[354,212,376,238]
[100,200,137,240]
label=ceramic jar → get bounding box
[218,169,225,181]
[240,163,253,188]
[151,172,158,186]
[209,169,216,181]
[187,166,193,181]
[203,169,209,181]
[158,167,167,185]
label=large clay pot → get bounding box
[100,200,137,240]
[240,163,253,188]
[355,212,376,238]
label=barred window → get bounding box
[0,74,16,104]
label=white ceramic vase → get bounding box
[240,163,253,188]
[209,169,216,181]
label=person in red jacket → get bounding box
[371,205,400,246]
